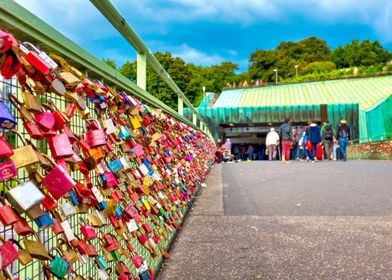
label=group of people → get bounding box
[215,140,265,162]
[267,117,351,163]
[215,117,351,164]
[225,79,265,89]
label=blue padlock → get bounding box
[95,255,107,270]
[108,159,123,173]
[88,95,105,104]
[96,200,107,211]
[114,204,122,219]
[139,269,150,280]
[69,191,79,206]
[118,126,131,139]
[34,212,54,229]
[99,173,107,185]
[143,158,150,168]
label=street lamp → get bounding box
[273,69,278,85]
[202,86,206,98]
[295,65,298,79]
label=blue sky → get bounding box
[15,0,392,72]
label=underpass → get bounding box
[159,160,392,279]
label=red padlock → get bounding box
[41,155,75,199]
[83,119,106,147]
[80,224,97,241]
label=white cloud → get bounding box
[115,0,392,41]
[172,44,225,65]
[14,0,114,42]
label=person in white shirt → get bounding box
[265,128,280,160]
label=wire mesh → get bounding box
[0,72,213,280]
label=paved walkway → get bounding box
[158,160,392,279]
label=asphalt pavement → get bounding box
[158,160,392,280]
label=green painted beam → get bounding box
[0,0,203,132]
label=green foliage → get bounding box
[248,37,330,82]
[111,37,391,110]
[301,61,336,75]
[331,40,391,67]
[118,60,136,81]
[102,58,117,69]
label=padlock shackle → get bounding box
[23,41,41,53]
[8,93,33,122]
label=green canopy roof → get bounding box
[215,76,392,111]
[188,76,392,142]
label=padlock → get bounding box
[60,201,76,217]
[107,158,123,174]
[84,118,106,147]
[48,248,69,279]
[69,190,79,206]
[56,238,79,264]
[25,203,45,220]
[61,220,77,243]
[13,216,34,236]
[7,129,39,168]
[6,178,45,213]
[0,196,19,226]
[0,99,16,130]
[0,236,19,269]
[11,238,33,265]
[41,154,75,199]
[95,255,108,270]
[34,212,54,229]
[22,42,57,74]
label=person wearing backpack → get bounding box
[336,117,350,161]
[308,120,322,162]
[321,120,335,160]
[279,117,292,163]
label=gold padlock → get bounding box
[9,130,39,168]
[57,238,79,264]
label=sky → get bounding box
[14,0,392,72]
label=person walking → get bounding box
[308,120,322,162]
[291,126,300,160]
[321,120,334,160]
[336,117,350,161]
[247,144,254,161]
[266,128,280,160]
[279,117,292,163]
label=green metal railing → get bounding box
[0,0,212,139]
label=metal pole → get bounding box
[178,96,183,116]
[137,52,146,90]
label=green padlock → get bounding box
[49,248,68,279]
[110,249,121,261]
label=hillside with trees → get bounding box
[103,38,392,110]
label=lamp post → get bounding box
[202,86,206,98]
[273,69,278,85]
[295,65,298,79]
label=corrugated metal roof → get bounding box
[213,89,244,107]
[215,76,392,110]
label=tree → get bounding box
[118,60,136,81]
[102,58,117,69]
[248,37,331,82]
[330,46,346,68]
[331,39,392,68]
[248,49,279,82]
[301,61,336,75]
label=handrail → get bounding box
[0,0,207,134]
[89,0,208,130]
